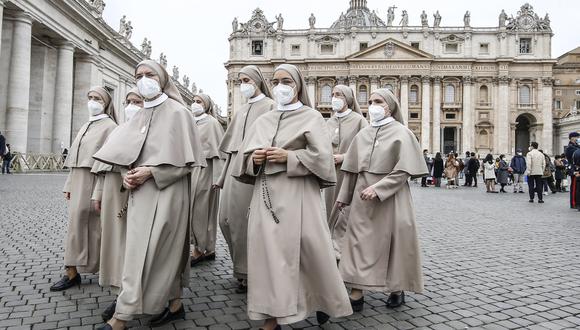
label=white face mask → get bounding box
[273,84,295,106]
[124,104,141,122]
[331,97,345,112]
[87,100,104,116]
[240,83,256,98]
[191,103,205,116]
[137,76,161,99]
[368,104,386,122]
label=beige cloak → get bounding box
[190,114,225,253]
[93,60,205,319]
[63,95,117,273]
[336,120,428,293]
[231,106,352,324]
[324,111,368,259]
[217,95,275,279]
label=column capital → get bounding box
[336,76,347,85]
[306,76,317,85]
[421,75,431,84]
[400,75,410,84]
[462,76,474,85]
[55,40,76,52]
[541,77,553,87]
[498,75,511,85]
[370,75,380,84]
[348,75,357,84]
[432,76,443,85]
[5,10,34,25]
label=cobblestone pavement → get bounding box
[1,174,580,330]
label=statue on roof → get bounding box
[183,75,190,89]
[119,15,127,35]
[400,10,408,27]
[172,66,179,80]
[421,10,428,27]
[387,6,396,26]
[276,14,284,30]
[159,52,167,68]
[464,11,471,27]
[499,9,507,27]
[232,17,238,33]
[433,10,441,28]
[191,82,197,95]
[125,21,133,39]
[309,13,316,29]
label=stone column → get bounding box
[51,41,75,153]
[370,75,379,93]
[0,0,6,56]
[541,78,553,154]
[497,76,510,154]
[232,79,242,115]
[71,55,101,143]
[462,76,474,153]
[5,11,33,153]
[421,76,431,151]
[348,75,357,97]
[306,76,317,108]
[432,76,442,153]
[400,75,409,124]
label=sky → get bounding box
[103,0,580,113]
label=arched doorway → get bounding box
[515,114,536,153]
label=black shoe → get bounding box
[350,296,364,312]
[149,305,185,327]
[204,251,216,261]
[101,300,117,322]
[50,273,81,291]
[519,191,525,193]
[529,199,534,203]
[235,282,247,294]
[259,326,281,330]
[317,311,330,325]
[96,324,126,330]
[538,200,545,204]
[386,291,405,308]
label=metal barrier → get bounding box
[9,152,67,172]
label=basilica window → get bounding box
[576,100,580,109]
[479,43,489,54]
[444,84,455,104]
[479,85,489,105]
[252,40,264,55]
[320,44,335,55]
[519,85,531,105]
[409,85,419,103]
[320,85,332,104]
[554,100,561,109]
[291,44,301,55]
[359,42,368,51]
[478,130,490,148]
[444,43,458,53]
[519,38,531,54]
[358,85,368,104]
[411,42,420,49]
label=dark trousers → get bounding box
[464,173,472,186]
[472,174,478,187]
[1,159,10,174]
[528,175,543,201]
[570,175,580,209]
[421,177,427,186]
[543,176,557,193]
[556,179,562,192]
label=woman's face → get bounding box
[126,94,144,108]
[88,91,105,106]
[193,96,206,110]
[368,93,391,117]
[332,88,348,112]
[135,65,160,84]
[239,73,260,97]
[272,70,299,104]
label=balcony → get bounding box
[442,102,462,110]
[517,103,537,110]
[477,101,492,108]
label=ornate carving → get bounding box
[87,0,105,16]
[542,77,553,87]
[349,75,357,85]
[384,41,395,58]
[400,75,410,84]
[239,8,276,36]
[433,76,442,85]
[370,75,380,84]
[462,76,474,84]
[337,76,347,85]
[306,76,317,85]
[330,3,386,30]
[421,75,431,84]
[498,76,510,84]
[506,4,551,32]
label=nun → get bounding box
[189,93,225,265]
[91,88,143,322]
[335,88,428,312]
[231,64,352,330]
[93,60,204,330]
[50,87,118,292]
[324,85,368,260]
[216,65,275,293]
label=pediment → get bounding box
[315,35,340,44]
[347,38,433,61]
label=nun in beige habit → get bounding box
[90,88,143,322]
[93,60,204,330]
[50,87,118,292]
[231,64,352,330]
[189,93,225,265]
[325,85,368,260]
[335,88,428,312]
[216,65,275,291]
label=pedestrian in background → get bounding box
[554,155,566,192]
[421,149,431,187]
[2,143,12,174]
[509,149,527,193]
[467,152,480,187]
[565,132,580,208]
[497,154,509,193]
[540,150,557,195]
[483,154,498,193]
[432,152,444,187]
[526,142,546,203]
[444,153,459,189]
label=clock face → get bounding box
[519,15,535,30]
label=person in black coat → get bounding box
[432,152,444,187]
[0,131,6,157]
[467,152,480,187]
[565,132,580,209]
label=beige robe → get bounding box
[217,96,275,279]
[336,120,428,293]
[324,111,368,259]
[91,161,128,292]
[232,106,352,324]
[190,115,225,253]
[93,97,205,318]
[63,117,117,273]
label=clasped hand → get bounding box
[123,167,152,190]
[252,147,288,165]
